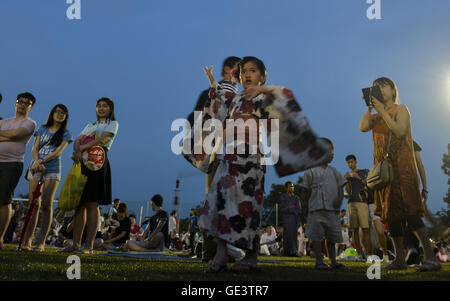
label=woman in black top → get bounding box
[100,203,131,249]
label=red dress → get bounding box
[371,104,423,223]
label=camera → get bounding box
[362,85,385,106]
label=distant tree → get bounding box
[437,146,450,227]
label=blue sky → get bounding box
[1,0,449,219]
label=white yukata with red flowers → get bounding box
[183,82,331,251]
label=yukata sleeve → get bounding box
[182,81,237,173]
[262,86,332,177]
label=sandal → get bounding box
[230,261,261,273]
[330,263,350,270]
[75,248,94,255]
[382,262,407,270]
[314,263,330,270]
[417,260,441,272]
[206,260,227,273]
[32,245,45,252]
[58,245,80,253]
[18,245,32,251]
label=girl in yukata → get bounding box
[184,56,331,272]
[21,104,73,252]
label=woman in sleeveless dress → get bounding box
[359,77,440,271]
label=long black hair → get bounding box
[44,104,69,146]
[96,97,116,123]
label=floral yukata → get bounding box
[183,82,331,251]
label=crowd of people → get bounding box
[0,56,448,275]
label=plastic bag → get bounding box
[58,163,88,211]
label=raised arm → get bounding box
[373,99,410,138]
[414,150,428,202]
[79,132,114,152]
[360,107,374,132]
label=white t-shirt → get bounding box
[168,216,177,233]
[98,215,104,232]
[80,120,119,151]
[109,207,117,217]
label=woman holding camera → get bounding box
[359,77,440,271]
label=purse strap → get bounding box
[385,131,392,159]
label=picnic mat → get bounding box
[95,251,285,264]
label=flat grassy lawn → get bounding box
[0,244,449,281]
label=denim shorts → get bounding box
[27,170,61,181]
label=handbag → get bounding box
[58,163,88,211]
[80,133,105,171]
[367,132,393,190]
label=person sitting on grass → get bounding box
[260,225,280,256]
[122,194,169,252]
[301,138,349,270]
[97,203,131,250]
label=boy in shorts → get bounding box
[301,138,348,270]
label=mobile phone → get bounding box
[362,88,371,106]
[361,85,385,106]
[371,85,385,104]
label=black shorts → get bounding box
[0,162,23,205]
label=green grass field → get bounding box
[0,244,449,281]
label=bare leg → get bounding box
[34,179,59,249]
[212,238,228,264]
[414,227,440,263]
[362,228,372,255]
[373,219,387,255]
[312,240,324,265]
[72,206,87,249]
[391,236,407,267]
[352,228,362,255]
[327,241,337,265]
[0,204,13,249]
[125,240,149,252]
[84,202,99,250]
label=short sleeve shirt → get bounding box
[114,217,131,244]
[34,126,73,173]
[189,215,199,233]
[80,120,119,151]
[347,169,369,203]
[0,117,36,162]
[301,165,346,212]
